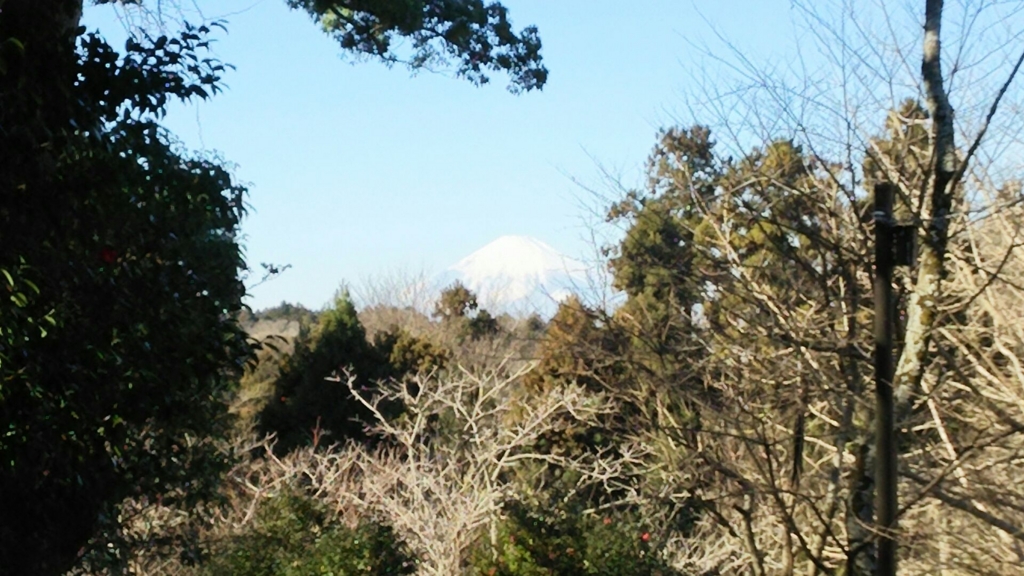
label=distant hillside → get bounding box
[239,302,317,349]
[232,303,318,427]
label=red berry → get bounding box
[100,246,117,264]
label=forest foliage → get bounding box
[0,0,546,573]
[4,1,1024,575]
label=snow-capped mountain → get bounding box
[436,235,588,317]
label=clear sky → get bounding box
[82,0,798,311]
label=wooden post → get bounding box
[874,183,898,576]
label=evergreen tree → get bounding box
[258,291,393,452]
[373,325,451,377]
[0,2,547,570]
[0,20,251,574]
[604,126,722,411]
[434,281,502,342]
[433,280,479,321]
[526,295,622,393]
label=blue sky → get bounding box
[82,1,797,311]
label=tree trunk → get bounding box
[893,0,955,413]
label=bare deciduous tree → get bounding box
[105,363,648,575]
[599,1,1024,574]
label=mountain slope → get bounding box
[437,235,587,316]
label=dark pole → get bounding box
[874,183,897,576]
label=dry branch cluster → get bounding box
[111,364,649,575]
[585,2,1024,575]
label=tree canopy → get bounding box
[0,1,546,573]
[285,0,547,92]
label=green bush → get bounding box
[201,492,415,576]
[471,499,683,576]
[258,292,394,452]
[372,326,451,377]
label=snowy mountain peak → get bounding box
[450,235,572,277]
[439,235,586,316]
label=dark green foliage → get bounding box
[434,280,480,321]
[1,11,250,574]
[514,128,728,447]
[519,298,634,511]
[701,138,841,342]
[471,498,684,576]
[434,281,503,342]
[258,296,459,453]
[525,296,622,393]
[258,292,395,452]
[522,313,547,335]
[287,0,547,92]
[467,308,502,340]
[606,126,720,367]
[201,491,416,576]
[373,326,451,376]
[1,1,547,571]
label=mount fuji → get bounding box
[435,235,589,317]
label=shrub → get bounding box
[258,292,394,452]
[471,498,683,576]
[372,326,451,377]
[201,491,415,576]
